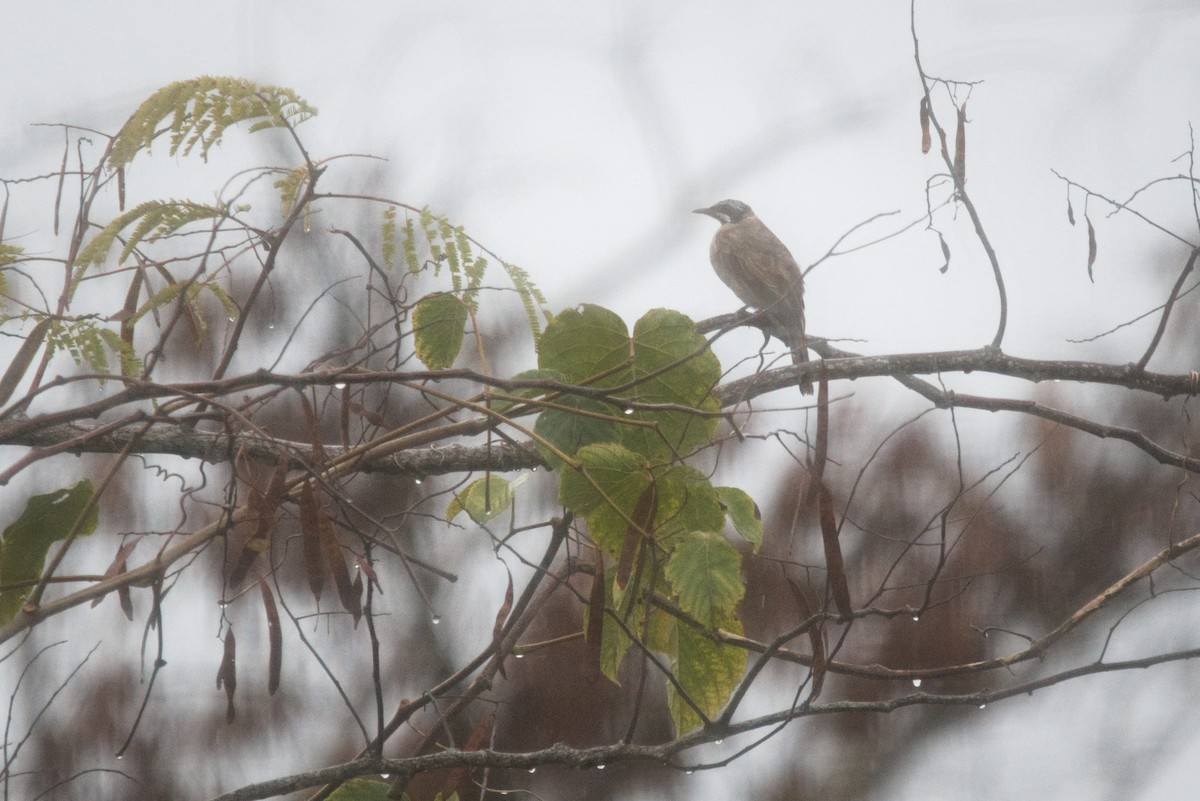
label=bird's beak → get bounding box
[693,206,715,217]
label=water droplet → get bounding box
[268,324,275,330]
[527,767,536,774]
[117,753,124,760]
[227,316,236,322]
[217,600,228,609]
[685,770,695,775]
[978,703,987,710]
[714,738,724,745]
[334,382,347,389]
[431,615,441,625]
[912,678,922,688]
[596,764,606,770]
[911,615,920,622]
[381,773,390,779]
[514,652,525,659]
[623,407,634,415]
[414,477,423,485]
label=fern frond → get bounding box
[500,259,550,345]
[273,166,309,218]
[77,199,225,268]
[0,243,22,268]
[96,328,143,377]
[109,76,317,170]
[381,206,398,268]
[402,216,419,273]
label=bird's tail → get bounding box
[792,346,813,396]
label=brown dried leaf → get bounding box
[818,483,852,617]
[806,372,830,506]
[1067,196,1076,226]
[259,578,282,695]
[119,268,143,346]
[440,713,495,800]
[340,384,351,448]
[492,570,514,643]
[953,102,967,190]
[298,482,326,603]
[350,571,364,622]
[229,488,267,587]
[0,318,51,407]
[216,626,237,723]
[585,561,606,684]
[785,578,826,699]
[919,95,931,154]
[1086,215,1097,282]
[263,455,289,511]
[348,400,388,429]
[616,482,657,591]
[938,231,951,274]
[357,555,382,594]
[297,391,326,465]
[230,458,284,588]
[91,540,139,616]
[318,493,361,626]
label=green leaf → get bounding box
[557,443,650,556]
[533,306,721,464]
[619,309,721,460]
[653,465,725,544]
[0,480,99,623]
[668,613,747,735]
[446,475,527,524]
[413,292,469,369]
[533,394,623,469]
[665,530,744,627]
[537,304,630,385]
[490,368,560,414]
[717,486,763,552]
[326,779,392,801]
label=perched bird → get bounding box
[694,199,812,394]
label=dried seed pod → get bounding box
[919,96,932,154]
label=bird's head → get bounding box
[693,199,752,225]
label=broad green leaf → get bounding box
[0,480,98,623]
[558,443,650,556]
[537,304,630,385]
[413,292,469,369]
[491,367,560,413]
[668,613,747,735]
[665,530,744,627]
[533,394,623,469]
[327,779,392,801]
[619,309,721,460]
[653,465,725,544]
[717,486,763,552]
[445,474,527,524]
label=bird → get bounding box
[693,199,812,394]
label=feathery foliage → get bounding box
[76,199,227,269]
[108,76,316,170]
